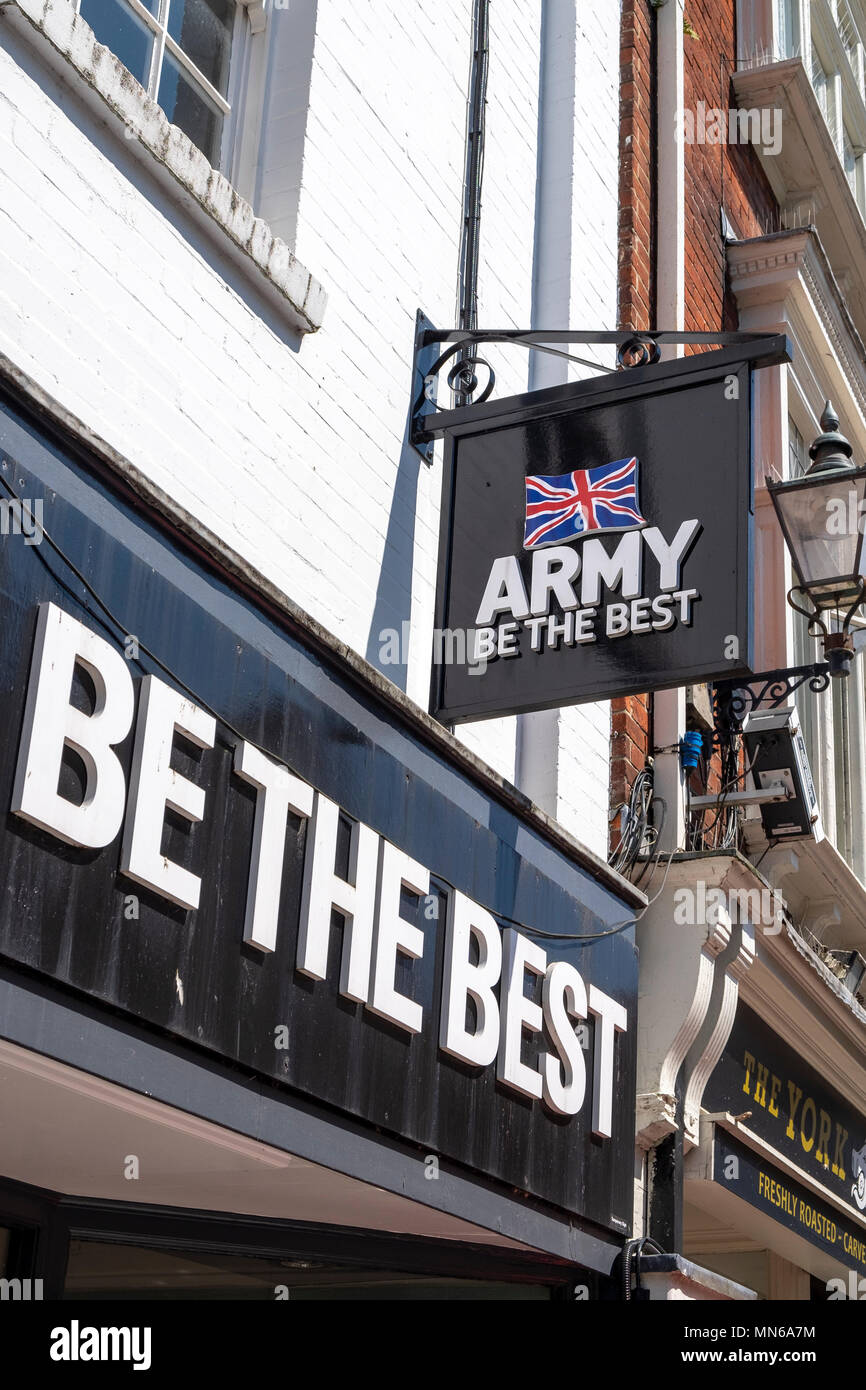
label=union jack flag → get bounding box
[523,457,646,550]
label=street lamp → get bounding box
[713,402,866,739]
[768,401,866,676]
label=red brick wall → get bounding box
[619,0,655,333]
[682,2,777,334]
[610,0,779,856]
[681,8,775,845]
[611,695,652,839]
[612,0,655,850]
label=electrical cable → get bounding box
[684,775,692,846]
[0,475,253,753]
[622,1236,666,1301]
[609,764,655,874]
[635,846,676,908]
[455,0,489,407]
[631,794,666,887]
[695,740,758,846]
[752,843,773,874]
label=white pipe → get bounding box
[653,0,687,851]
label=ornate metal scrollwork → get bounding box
[445,353,496,404]
[787,578,866,645]
[409,320,791,461]
[712,663,831,741]
[616,335,662,368]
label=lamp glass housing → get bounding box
[769,466,866,610]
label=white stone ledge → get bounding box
[1,0,327,334]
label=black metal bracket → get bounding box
[409,318,788,462]
[712,663,832,741]
[787,578,866,655]
[411,311,443,465]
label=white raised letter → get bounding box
[475,556,530,625]
[440,891,502,1066]
[234,742,313,953]
[297,794,379,1001]
[580,532,642,606]
[588,983,628,1138]
[121,676,216,911]
[13,602,134,848]
[542,960,588,1116]
[529,546,581,616]
[369,840,429,1033]
[642,520,701,590]
[497,929,546,1099]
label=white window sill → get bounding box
[2,0,327,335]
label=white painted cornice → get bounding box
[732,56,866,342]
[741,924,866,1113]
[763,833,866,955]
[727,227,815,296]
[728,228,866,435]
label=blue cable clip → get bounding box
[679,731,703,770]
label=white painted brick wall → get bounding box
[0,0,620,854]
[514,1,622,859]
[556,5,621,859]
[448,0,542,786]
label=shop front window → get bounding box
[63,1239,557,1301]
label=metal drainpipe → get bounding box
[652,0,686,857]
[647,0,687,1258]
[455,0,490,406]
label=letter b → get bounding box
[439,892,502,1067]
[13,603,134,848]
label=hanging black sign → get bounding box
[431,340,790,724]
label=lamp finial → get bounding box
[820,399,839,433]
[808,401,853,471]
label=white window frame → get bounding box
[811,34,844,149]
[838,0,866,94]
[788,390,866,874]
[777,0,800,56]
[74,0,266,175]
[223,3,269,203]
[844,118,858,188]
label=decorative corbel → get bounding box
[683,919,757,1150]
